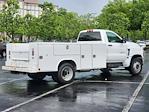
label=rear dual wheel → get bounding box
[52,63,75,84]
[28,63,75,84]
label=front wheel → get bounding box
[28,73,46,80]
[54,63,75,84]
[128,57,143,76]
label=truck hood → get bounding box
[126,41,142,49]
[125,41,144,60]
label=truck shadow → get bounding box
[26,80,138,109]
[26,80,61,96]
[84,72,143,82]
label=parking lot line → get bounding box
[122,71,149,112]
[1,81,76,112]
[0,77,27,86]
[79,80,141,84]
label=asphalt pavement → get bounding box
[0,50,149,112]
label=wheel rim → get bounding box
[61,66,73,81]
[133,61,141,73]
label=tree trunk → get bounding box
[11,33,14,41]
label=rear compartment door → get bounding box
[38,44,52,71]
[9,43,29,68]
[80,44,92,69]
[54,44,80,55]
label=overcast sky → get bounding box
[40,0,109,15]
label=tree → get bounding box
[38,3,90,41]
[96,0,149,40]
[96,0,130,29]
[38,2,57,41]
[0,1,97,42]
[0,13,5,32]
[1,0,20,41]
[142,12,149,40]
[96,13,129,37]
[22,14,40,41]
[107,12,130,37]
[53,9,82,40]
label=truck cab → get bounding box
[78,29,143,69]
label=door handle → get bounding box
[108,44,112,46]
[93,55,96,58]
[39,56,43,59]
[81,55,85,58]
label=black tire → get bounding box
[129,57,143,76]
[55,63,75,84]
[100,68,111,75]
[100,68,111,79]
[125,67,129,71]
[28,73,46,80]
[51,72,58,82]
[10,71,19,74]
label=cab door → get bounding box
[106,32,127,62]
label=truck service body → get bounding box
[2,29,144,84]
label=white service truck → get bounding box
[2,29,144,84]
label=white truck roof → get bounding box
[79,29,113,33]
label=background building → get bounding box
[0,0,42,17]
[19,0,42,17]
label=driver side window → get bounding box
[106,32,122,43]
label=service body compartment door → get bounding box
[6,43,30,68]
[80,44,92,69]
[38,43,53,71]
[92,43,107,69]
[54,44,80,56]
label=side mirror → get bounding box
[121,38,126,43]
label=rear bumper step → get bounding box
[2,66,36,73]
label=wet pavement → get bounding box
[130,84,149,112]
[0,50,148,112]
[11,83,138,112]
